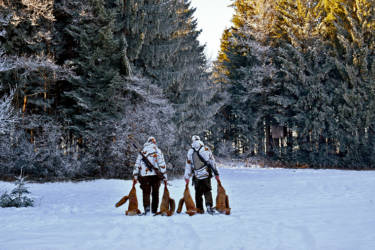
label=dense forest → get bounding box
[213,0,375,169]
[0,0,374,181]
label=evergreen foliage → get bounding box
[2,0,373,179]
[0,0,214,180]
[0,170,34,208]
[169,1,220,152]
[58,0,123,136]
[214,0,375,168]
[212,0,278,155]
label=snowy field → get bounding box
[1,166,375,250]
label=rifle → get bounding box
[133,143,164,180]
[193,146,219,177]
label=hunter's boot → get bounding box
[206,205,214,215]
[143,206,150,216]
[196,208,204,214]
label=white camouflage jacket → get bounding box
[184,140,219,180]
[133,142,167,180]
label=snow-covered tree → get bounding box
[0,0,224,180]
[213,0,278,155]
[0,169,34,208]
[106,76,179,177]
[0,88,17,135]
[215,0,375,168]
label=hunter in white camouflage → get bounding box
[184,135,220,214]
[133,137,167,214]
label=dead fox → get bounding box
[115,184,141,216]
[155,184,175,216]
[214,180,231,215]
[177,183,197,216]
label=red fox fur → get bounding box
[214,180,231,215]
[115,184,141,216]
[155,185,175,216]
[176,183,197,216]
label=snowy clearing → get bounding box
[1,166,375,250]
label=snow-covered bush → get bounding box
[0,113,96,180]
[0,170,34,208]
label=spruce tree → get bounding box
[169,1,219,151]
[54,0,126,175]
[215,0,375,168]
[331,0,375,167]
[0,0,61,115]
[135,0,180,85]
[59,0,123,134]
[213,0,278,155]
[0,0,222,179]
[0,170,34,208]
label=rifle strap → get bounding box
[192,146,207,168]
[192,146,219,177]
[140,151,164,179]
[140,152,156,170]
[192,146,211,178]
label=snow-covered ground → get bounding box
[1,166,375,250]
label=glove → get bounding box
[185,178,189,185]
[215,175,220,182]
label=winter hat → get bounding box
[192,135,200,142]
[147,136,156,144]
[192,139,204,151]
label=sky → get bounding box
[189,0,234,61]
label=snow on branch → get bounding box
[124,76,170,106]
[110,76,176,160]
[0,89,18,135]
[0,50,74,79]
[12,0,55,26]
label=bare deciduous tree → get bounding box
[0,88,17,135]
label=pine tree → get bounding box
[52,0,126,175]
[331,0,375,167]
[0,0,54,56]
[135,0,180,85]
[0,0,221,178]
[127,0,218,158]
[274,37,341,166]
[59,0,123,135]
[0,0,67,118]
[168,1,219,151]
[0,169,34,208]
[314,0,347,41]
[213,0,278,155]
